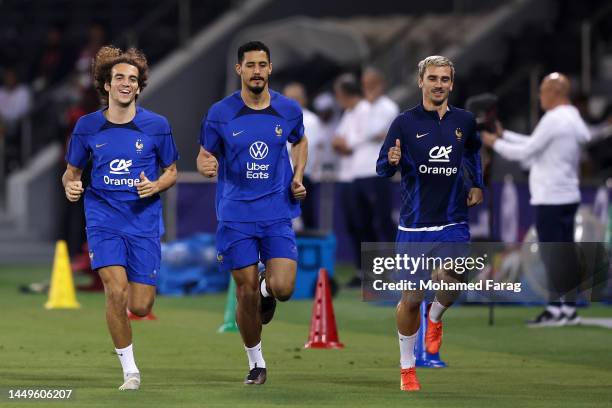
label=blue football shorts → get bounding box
[216,219,298,273]
[395,223,471,283]
[86,227,160,286]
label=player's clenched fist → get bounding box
[137,171,160,199]
[198,148,218,178]
[65,180,84,202]
[291,178,307,201]
[388,138,401,166]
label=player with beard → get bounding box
[376,55,483,391]
[197,41,308,385]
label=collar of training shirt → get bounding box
[417,103,452,121]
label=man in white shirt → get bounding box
[362,67,399,242]
[283,82,324,230]
[333,72,395,287]
[482,72,590,327]
[331,74,370,286]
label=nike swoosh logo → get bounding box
[416,133,429,139]
[232,130,244,137]
[95,143,108,148]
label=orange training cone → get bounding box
[45,240,80,309]
[304,268,343,349]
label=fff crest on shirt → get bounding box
[275,124,282,137]
[455,128,463,141]
[135,138,144,153]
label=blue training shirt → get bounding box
[376,103,483,229]
[200,90,303,222]
[65,107,179,237]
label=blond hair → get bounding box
[417,55,455,82]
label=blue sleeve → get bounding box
[65,131,90,169]
[288,113,305,144]
[464,116,484,189]
[376,116,402,178]
[199,115,224,155]
[155,119,179,168]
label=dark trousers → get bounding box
[343,177,397,273]
[300,175,317,230]
[535,203,579,306]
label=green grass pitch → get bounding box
[0,264,611,408]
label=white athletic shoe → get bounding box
[119,373,141,390]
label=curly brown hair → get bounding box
[92,45,149,105]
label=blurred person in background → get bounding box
[75,23,107,88]
[0,67,32,172]
[331,73,372,288]
[59,86,100,262]
[312,91,341,178]
[482,72,591,327]
[30,26,71,92]
[361,66,399,241]
[283,82,323,230]
[62,46,179,390]
[377,55,483,391]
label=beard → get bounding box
[246,77,266,94]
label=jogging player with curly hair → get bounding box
[62,45,179,390]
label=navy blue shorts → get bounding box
[396,223,471,243]
[395,223,471,282]
[216,219,297,273]
[87,227,160,286]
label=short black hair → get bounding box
[237,41,271,64]
[334,73,361,97]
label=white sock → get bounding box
[260,278,270,298]
[245,342,266,370]
[560,304,575,316]
[546,305,561,318]
[115,344,139,379]
[429,299,447,323]
[398,331,417,369]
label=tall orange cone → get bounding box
[45,240,80,309]
[304,268,343,349]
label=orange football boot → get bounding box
[425,303,443,354]
[400,367,421,391]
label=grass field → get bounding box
[1,264,611,408]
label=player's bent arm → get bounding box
[156,162,178,193]
[291,135,308,182]
[62,164,84,202]
[376,138,399,178]
[196,146,218,178]
[62,164,82,187]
